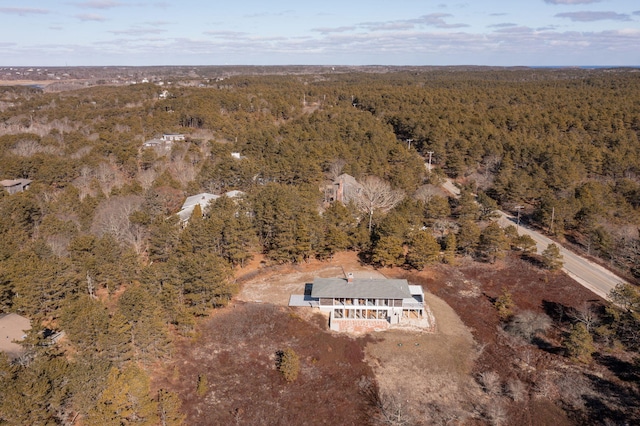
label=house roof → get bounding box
[0,178,32,187]
[178,192,219,222]
[311,278,412,299]
[223,190,244,198]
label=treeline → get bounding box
[0,68,639,423]
[344,70,640,276]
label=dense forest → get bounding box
[0,68,639,424]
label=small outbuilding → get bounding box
[1,179,32,194]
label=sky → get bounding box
[0,0,639,67]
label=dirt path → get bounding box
[235,252,386,305]
[364,292,480,422]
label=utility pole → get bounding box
[406,139,413,150]
[550,207,555,235]
[427,151,434,174]
[515,205,524,231]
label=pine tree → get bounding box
[479,222,508,263]
[563,323,595,363]
[86,364,159,426]
[494,289,514,321]
[371,235,405,267]
[158,389,185,426]
[541,243,564,271]
[443,232,457,265]
[277,348,300,383]
[407,230,440,269]
[117,284,171,361]
[457,220,481,257]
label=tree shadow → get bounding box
[583,372,640,424]
[531,335,564,355]
[521,253,545,269]
[594,353,640,383]
[542,300,571,323]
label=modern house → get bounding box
[324,173,362,204]
[289,274,433,333]
[162,133,185,142]
[1,178,32,194]
[0,313,31,359]
[177,190,245,223]
[142,133,185,149]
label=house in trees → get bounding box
[142,133,185,149]
[324,173,362,204]
[177,190,244,222]
[0,313,31,359]
[289,274,433,333]
[1,178,32,194]
[162,133,185,142]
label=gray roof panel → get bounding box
[311,278,411,299]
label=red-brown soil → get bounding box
[155,252,640,425]
[154,303,378,425]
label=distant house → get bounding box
[142,133,185,149]
[177,192,219,222]
[177,190,245,223]
[324,173,362,204]
[0,313,31,359]
[162,133,185,142]
[289,275,433,333]
[1,178,32,194]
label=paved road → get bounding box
[495,211,627,300]
[437,176,626,300]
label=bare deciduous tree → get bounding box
[506,378,526,402]
[91,195,146,254]
[137,168,159,190]
[568,302,600,332]
[505,310,552,342]
[414,184,442,204]
[354,176,404,232]
[478,371,502,396]
[326,159,347,181]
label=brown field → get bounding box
[154,252,640,425]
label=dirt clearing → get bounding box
[234,252,480,424]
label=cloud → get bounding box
[75,13,107,21]
[110,27,167,36]
[488,23,518,28]
[0,7,49,16]
[360,13,469,32]
[71,1,123,9]
[203,30,250,40]
[493,26,535,34]
[414,13,469,29]
[633,11,640,16]
[555,11,631,22]
[544,0,601,4]
[312,26,357,35]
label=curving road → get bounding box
[437,175,626,300]
[495,211,627,300]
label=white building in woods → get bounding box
[1,178,32,194]
[289,274,434,333]
[143,133,185,149]
[0,313,31,359]
[177,190,245,223]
